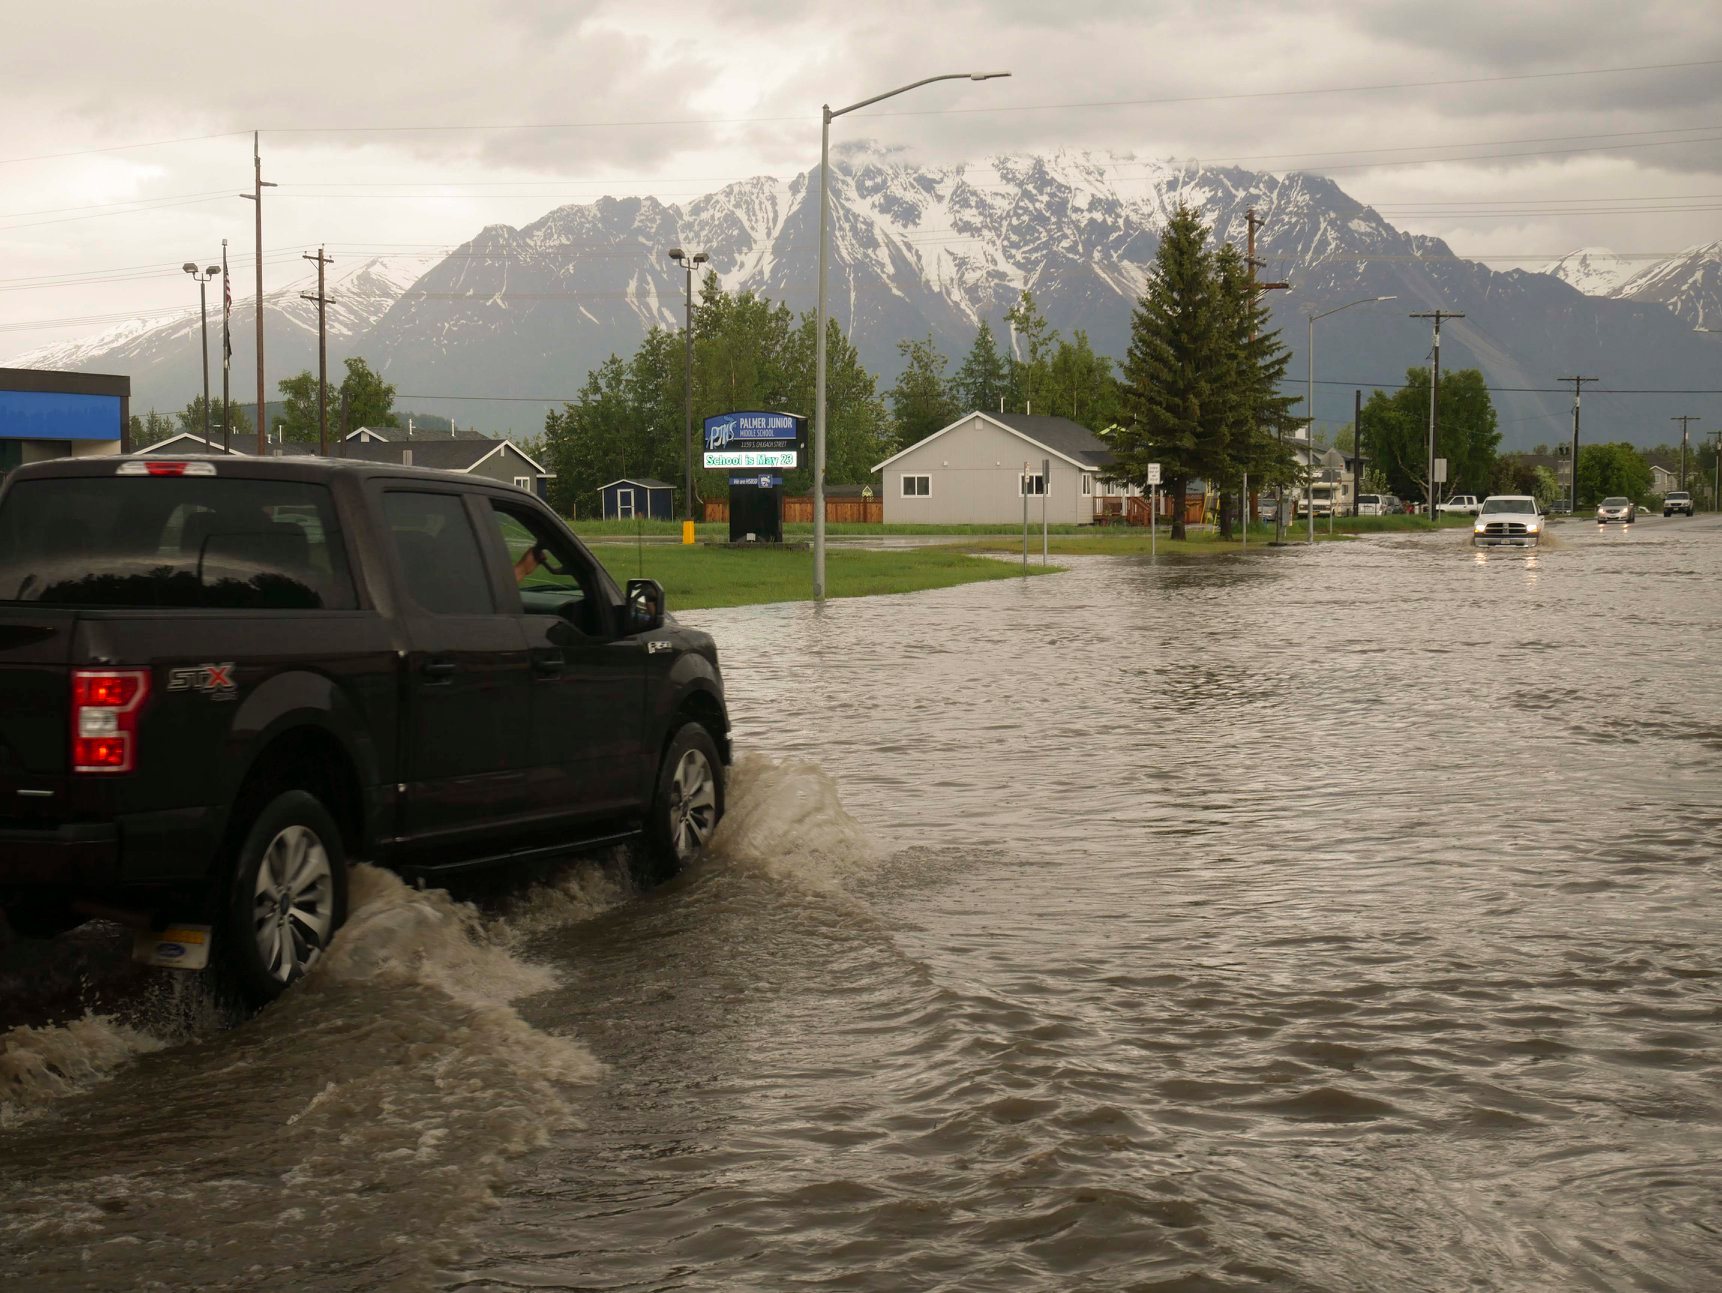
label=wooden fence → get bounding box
[703,497,882,524]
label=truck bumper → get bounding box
[0,822,120,887]
[0,806,222,891]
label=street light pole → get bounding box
[813,70,1010,599]
[182,262,220,440]
[1306,295,1395,544]
[668,248,708,531]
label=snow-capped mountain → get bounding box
[1612,240,1722,331]
[14,150,1719,445]
[1538,247,1637,297]
[8,256,426,417]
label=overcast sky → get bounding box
[4,0,1720,360]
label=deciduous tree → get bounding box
[1576,442,1651,506]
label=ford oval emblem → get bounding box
[157,943,185,960]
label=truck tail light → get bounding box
[72,669,150,773]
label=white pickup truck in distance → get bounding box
[1663,491,1693,517]
[1437,494,1483,516]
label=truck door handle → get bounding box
[422,659,457,681]
[530,649,564,675]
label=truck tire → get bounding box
[217,789,348,1005]
[635,722,725,886]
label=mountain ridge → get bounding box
[10,150,1719,447]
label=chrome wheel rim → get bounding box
[251,824,335,983]
[669,748,718,862]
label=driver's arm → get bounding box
[513,543,544,582]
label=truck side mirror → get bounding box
[626,578,665,634]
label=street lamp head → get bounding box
[182,262,197,274]
[692,252,709,265]
[667,247,685,262]
[1375,295,1397,302]
[969,71,1012,80]
[206,265,221,276]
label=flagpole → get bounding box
[221,238,232,452]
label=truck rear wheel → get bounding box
[635,722,724,886]
[218,789,348,1004]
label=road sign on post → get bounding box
[1434,457,1448,484]
[1147,463,1162,486]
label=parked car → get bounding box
[1437,494,1483,516]
[0,454,731,1002]
[1663,491,1694,517]
[1356,493,1390,516]
[1596,497,1637,524]
[1473,495,1544,547]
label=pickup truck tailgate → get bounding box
[0,610,76,781]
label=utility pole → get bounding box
[1558,374,1600,511]
[1671,414,1698,490]
[1411,310,1464,523]
[239,131,276,454]
[1245,208,1290,543]
[1353,389,1362,516]
[667,248,707,535]
[1708,430,1722,513]
[301,248,335,456]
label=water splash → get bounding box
[707,753,876,889]
[0,1014,165,1127]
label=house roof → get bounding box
[345,425,493,443]
[144,433,324,457]
[873,411,1115,473]
[597,477,675,491]
[338,438,549,475]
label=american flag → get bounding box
[222,242,232,369]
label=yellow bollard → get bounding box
[682,519,695,546]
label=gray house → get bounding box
[872,412,1132,525]
[142,430,554,499]
[340,438,553,497]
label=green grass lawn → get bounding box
[589,542,1058,610]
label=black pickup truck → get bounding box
[0,454,729,1001]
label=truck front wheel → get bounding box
[218,789,348,1004]
[636,722,725,886]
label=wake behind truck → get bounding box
[0,455,730,1002]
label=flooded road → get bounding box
[4,517,1719,1291]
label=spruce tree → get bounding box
[888,334,959,449]
[952,320,1012,415]
[1111,205,1216,540]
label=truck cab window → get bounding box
[382,491,495,616]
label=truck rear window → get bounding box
[0,477,357,609]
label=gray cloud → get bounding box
[3,0,1719,359]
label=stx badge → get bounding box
[167,663,237,699]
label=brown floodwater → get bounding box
[3,516,1718,1292]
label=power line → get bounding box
[0,130,250,168]
[1309,378,1722,394]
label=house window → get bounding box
[901,474,930,497]
[1020,473,1045,496]
[513,476,532,491]
[1081,474,1093,496]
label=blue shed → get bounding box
[599,477,676,521]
